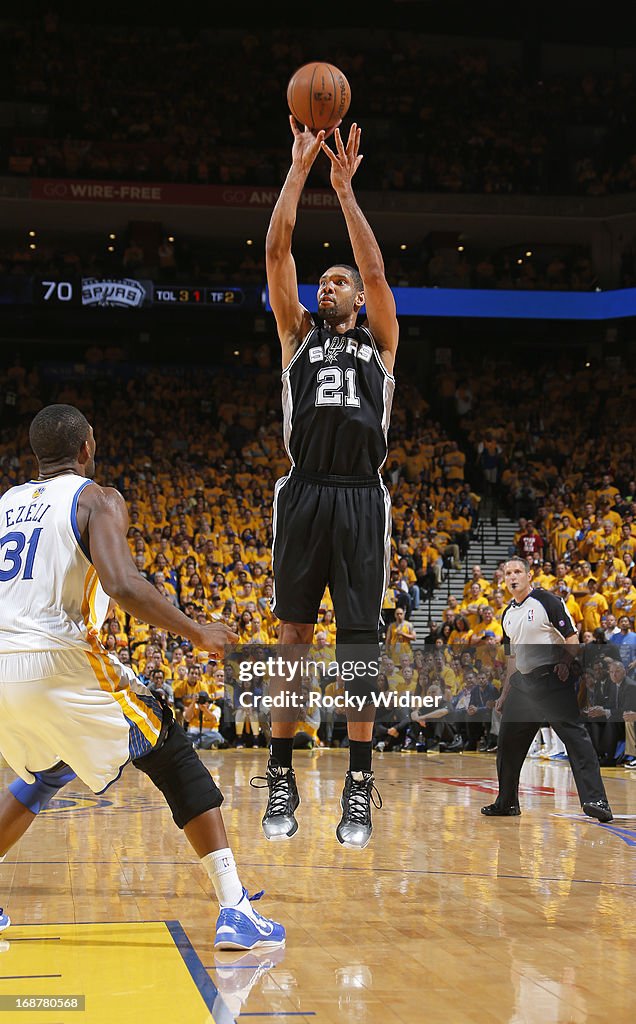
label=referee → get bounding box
[481,556,613,822]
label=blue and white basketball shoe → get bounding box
[0,909,9,933]
[214,889,285,950]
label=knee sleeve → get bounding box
[336,628,379,656]
[9,762,77,815]
[133,720,224,829]
[336,628,381,710]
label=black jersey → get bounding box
[281,321,395,478]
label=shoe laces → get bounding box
[242,889,273,928]
[250,761,296,817]
[344,773,382,825]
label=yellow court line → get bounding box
[0,922,221,1024]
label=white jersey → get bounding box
[0,474,109,653]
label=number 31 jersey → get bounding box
[282,322,395,478]
[0,475,108,653]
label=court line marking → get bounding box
[205,965,258,970]
[228,863,636,888]
[165,920,235,1024]
[3,862,635,887]
[0,918,193,925]
[0,924,237,1024]
[0,973,62,979]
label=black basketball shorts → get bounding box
[271,469,392,630]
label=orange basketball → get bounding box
[286,62,351,131]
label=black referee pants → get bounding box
[496,673,607,809]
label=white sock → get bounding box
[201,848,244,908]
[0,854,5,863]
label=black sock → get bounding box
[349,739,373,774]
[270,737,294,769]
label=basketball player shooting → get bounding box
[0,405,284,949]
[252,118,399,849]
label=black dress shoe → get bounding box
[582,799,613,823]
[480,803,521,816]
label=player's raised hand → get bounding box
[289,115,327,172]
[320,123,363,191]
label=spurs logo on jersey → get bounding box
[324,335,346,364]
[0,474,109,653]
[282,322,395,478]
[308,336,373,364]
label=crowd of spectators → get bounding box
[0,232,600,292]
[447,357,636,529]
[1,343,634,764]
[412,355,636,763]
[2,16,636,197]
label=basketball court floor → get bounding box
[1,749,635,1023]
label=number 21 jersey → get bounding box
[0,475,108,653]
[282,322,395,478]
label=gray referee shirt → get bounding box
[501,587,577,674]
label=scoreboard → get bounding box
[0,276,261,311]
[153,286,249,307]
[4,275,635,320]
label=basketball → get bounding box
[286,62,351,131]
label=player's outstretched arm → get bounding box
[321,124,399,369]
[266,117,324,363]
[78,485,237,657]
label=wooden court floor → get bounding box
[1,748,635,1024]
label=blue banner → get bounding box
[269,285,636,321]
